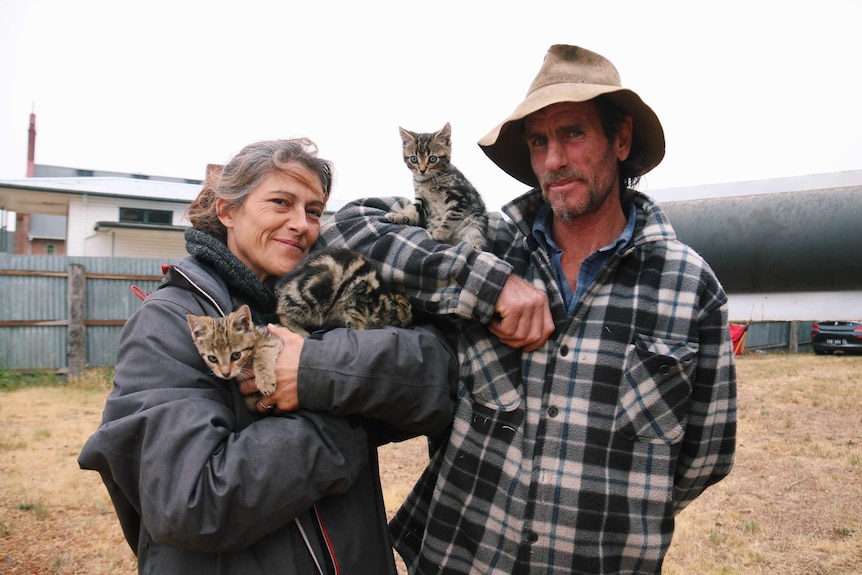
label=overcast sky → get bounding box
[1,0,860,213]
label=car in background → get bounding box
[810,320,862,355]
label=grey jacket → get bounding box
[78,255,457,574]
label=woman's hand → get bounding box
[254,324,305,413]
[489,274,554,352]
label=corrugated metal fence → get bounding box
[0,254,179,371]
[0,254,816,371]
[743,320,815,354]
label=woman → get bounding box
[78,138,456,574]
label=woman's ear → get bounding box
[216,198,234,229]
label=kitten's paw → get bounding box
[385,203,421,226]
[460,227,488,251]
[431,228,452,243]
[385,211,412,225]
[257,383,276,396]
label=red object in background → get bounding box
[730,323,749,356]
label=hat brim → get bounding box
[479,83,665,187]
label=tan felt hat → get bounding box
[479,44,665,187]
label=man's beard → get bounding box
[540,151,619,222]
[541,168,609,222]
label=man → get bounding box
[323,44,736,574]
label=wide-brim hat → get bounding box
[479,44,665,187]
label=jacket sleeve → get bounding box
[320,196,516,323]
[297,324,458,444]
[78,290,370,553]
[674,299,738,512]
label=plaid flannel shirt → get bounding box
[321,189,737,574]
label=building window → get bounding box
[76,169,94,177]
[119,207,173,225]
[46,244,55,255]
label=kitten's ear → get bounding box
[187,314,211,338]
[437,122,452,140]
[399,127,415,145]
[232,304,254,332]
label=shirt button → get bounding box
[559,345,569,357]
[548,406,559,418]
[528,532,539,543]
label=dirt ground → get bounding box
[1,353,860,574]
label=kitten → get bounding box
[187,247,412,411]
[386,121,489,251]
[187,304,283,408]
[275,247,412,337]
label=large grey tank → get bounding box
[659,185,861,293]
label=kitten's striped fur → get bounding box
[387,122,488,250]
[187,247,412,411]
[274,247,412,338]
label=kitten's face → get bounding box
[400,123,452,177]
[187,306,257,380]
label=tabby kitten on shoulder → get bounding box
[386,121,488,251]
[187,247,412,411]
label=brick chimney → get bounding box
[27,109,36,177]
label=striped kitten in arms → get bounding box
[187,247,412,411]
[386,121,489,250]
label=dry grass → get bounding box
[1,354,860,574]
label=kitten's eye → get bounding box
[428,155,438,164]
[409,155,418,164]
[207,355,217,363]
[230,352,242,361]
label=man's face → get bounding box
[524,100,632,221]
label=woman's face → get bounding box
[218,166,326,285]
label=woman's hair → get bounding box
[186,138,334,241]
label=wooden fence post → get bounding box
[789,320,799,353]
[67,264,86,377]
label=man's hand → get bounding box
[489,274,554,352]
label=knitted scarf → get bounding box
[184,228,280,324]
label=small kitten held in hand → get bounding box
[187,304,282,409]
[187,248,412,411]
[386,121,488,250]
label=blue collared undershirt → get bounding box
[531,201,636,315]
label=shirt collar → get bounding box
[531,200,636,255]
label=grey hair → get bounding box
[186,138,334,241]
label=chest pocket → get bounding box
[614,334,698,443]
